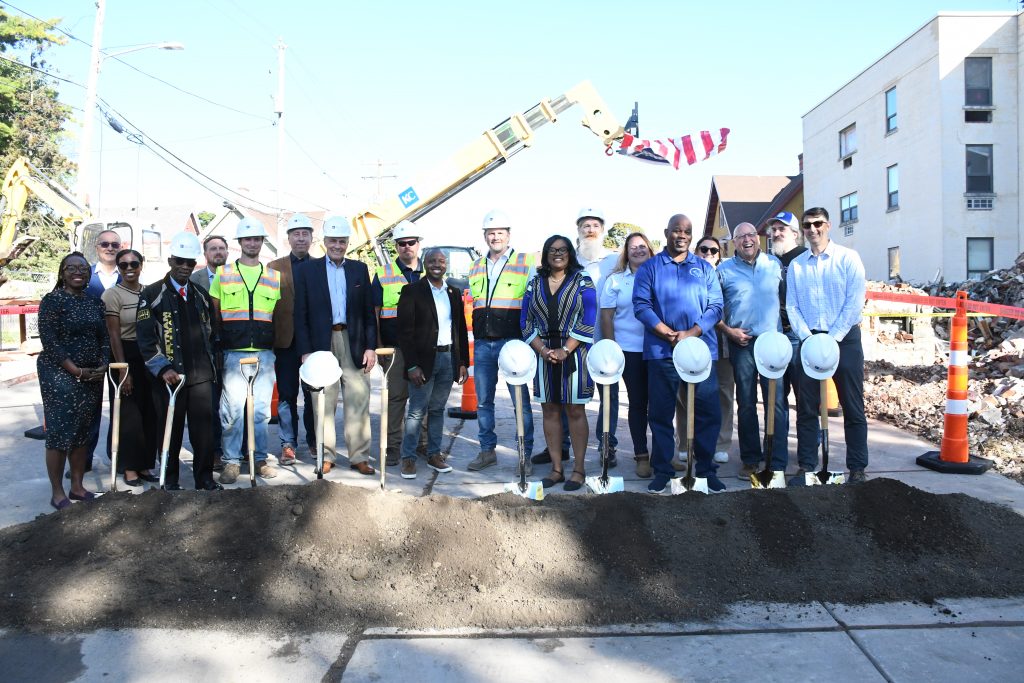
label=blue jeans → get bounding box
[648,357,720,479]
[730,339,788,470]
[475,338,533,454]
[402,351,454,460]
[275,344,314,449]
[220,349,276,464]
[796,326,868,471]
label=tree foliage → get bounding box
[603,222,642,250]
[197,211,216,228]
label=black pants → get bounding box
[795,326,868,471]
[152,379,216,487]
[105,341,159,473]
[274,343,315,450]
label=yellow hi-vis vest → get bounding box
[467,250,533,339]
[375,258,412,319]
[218,261,281,350]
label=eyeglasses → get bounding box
[547,247,569,256]
[117,260,141,270]
[395,239,418,248]
[802,220,827,229]
[698,246,720,255]
[98,241,121,249]
[172,257,197,267]
[64,265,91,274]
[734,233,758,241]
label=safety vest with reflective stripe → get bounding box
[218,261,281,350]
[375,258,413,319]
[468,250,533,339]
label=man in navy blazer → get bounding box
[293,215,378,475]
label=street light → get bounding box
[77,29,184,208]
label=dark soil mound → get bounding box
[2,479,1023,633]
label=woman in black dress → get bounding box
[37,252,109,509]
[102,248,159,486]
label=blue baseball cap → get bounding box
[767,211,798,231]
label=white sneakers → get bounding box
[714,451,729,463]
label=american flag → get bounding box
[613,128,730,169]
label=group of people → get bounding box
[37,202,868,509]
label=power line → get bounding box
[3,2,273,122]
[0,54,86,90]
[284,129,349,196]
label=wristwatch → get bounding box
[562,345,571,354]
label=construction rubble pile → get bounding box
[863,253,1024,483]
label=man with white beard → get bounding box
[534,208,619,467]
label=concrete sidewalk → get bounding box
[1,374,1022,681]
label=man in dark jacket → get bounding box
[136,232,222,491]
[395,249,469,479]
[293,215,377,475]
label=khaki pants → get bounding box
[314,330,371,464]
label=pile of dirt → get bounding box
[2,479,1023,633]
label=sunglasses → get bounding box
[98,241,121,249]
[117,260,141,270]
[395,239,418,248]
[802,220,827,229]
[698,246,720,255]
[172,257,197,267]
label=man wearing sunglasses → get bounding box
[372,220,425,467]
[716,222,788,480]
[209,217,282,484]
[136,232,222,490]
[786,207,868,484]
[85,229,123,300]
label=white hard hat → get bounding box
[754,331,794,380]
[497,339,536,386]
[299,351,343,389]
[587,339,625,385]
[673,337,712,384]
[576,207,605,225]
[235,217,268,239]
[391,220,421,241]
[482,209,512,231]
[801,333,840,380]
[287,213,313,232]
[323,215,352,238]
[168,231,201,260]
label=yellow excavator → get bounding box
[348,80,627,271]
[0,156,160,287]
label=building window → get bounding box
[965,145,993,193]
[839,124,857,159]
[886,165,899,209]
[840,192,858,224]
[965,57,992,107]
[885,88,897,133]
[966,237,993,280]
[888,247,901,279]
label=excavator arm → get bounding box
[349,81,625,260]
[0,157,88,269]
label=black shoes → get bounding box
[162,484,184,491]
[197,479,224,491]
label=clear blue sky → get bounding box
[13,0,1022,249]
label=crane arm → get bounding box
[0,157,88,266]
[348,80,625,259]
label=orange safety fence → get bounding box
[865,290,1024,320]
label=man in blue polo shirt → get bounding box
[717,222,787,480]
[633,214,726,494]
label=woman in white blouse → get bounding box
[599,232,654,478]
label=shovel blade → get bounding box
[503,481,544,501]
[585,475,624,494]
[816,470,846,485]
[804,471,822,487]
[751,470,787,489]
[669,476,708,495]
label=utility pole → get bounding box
[78,0,107,208]
[274,38,287,251]
[361,158,397,203]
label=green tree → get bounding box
[604,222,641,250]
[197,211,216,228]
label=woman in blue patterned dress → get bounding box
[521,235,597,491]
[37,252,110,510]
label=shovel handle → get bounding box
[818,379,830,473]
[601,383,610,481]
[765,378,777,437]
[375,347,395,357]
[315,389,325,480]
[379,359,389,491]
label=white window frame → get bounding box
[885,88,897,133]
[840,192,858,225]
[886,165,899,210]
[839,124,857,159]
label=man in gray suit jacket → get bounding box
[190,235,229,291]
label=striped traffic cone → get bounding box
[448,290,478,419]
[916,290,992,474]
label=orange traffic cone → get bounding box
[448,290,478,419]
[917,290,992,474]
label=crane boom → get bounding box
[348,81,625,260]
